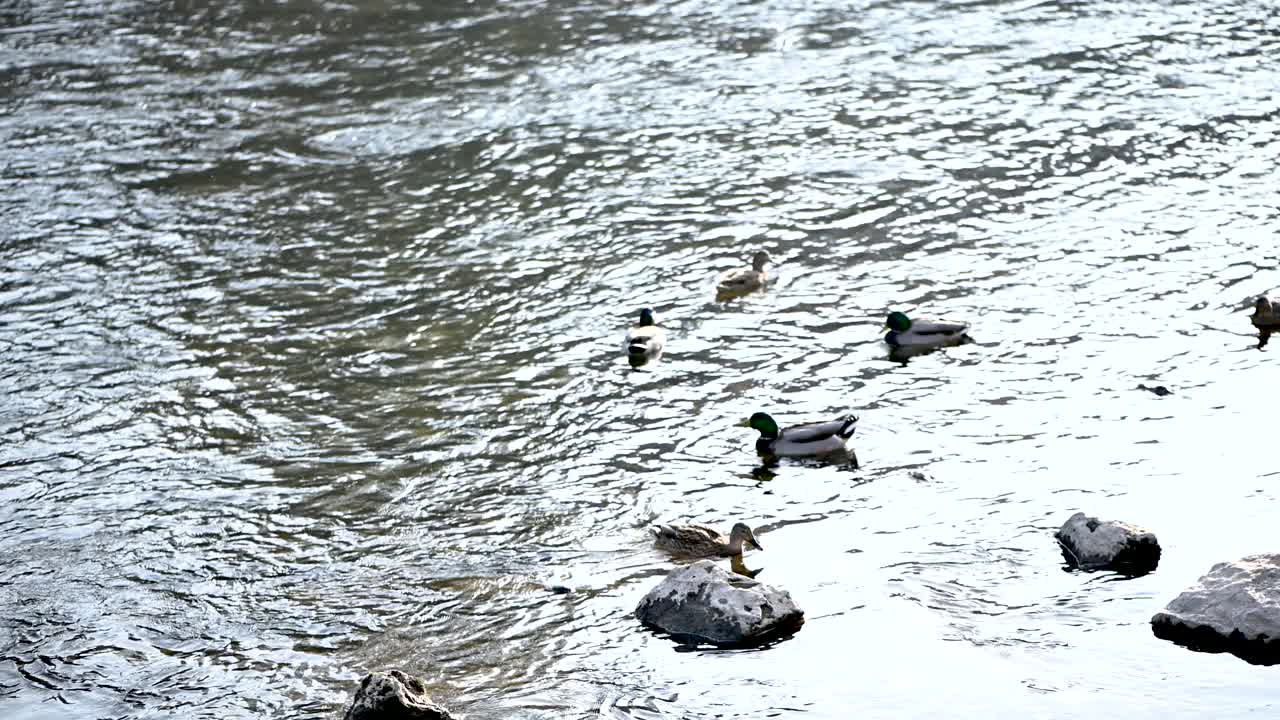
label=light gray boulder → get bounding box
[1151,554,1280,664]
[1055,511,1160,573]
[635,559,803,644]
[343,669,455,720]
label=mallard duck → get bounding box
[883,311,969,349]
[624,308,665,367]
[651,522,762,557]
[743,412,858,458]
[717,250,770,295]
[1251,296,1280,330]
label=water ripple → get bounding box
[3,0,1280,717]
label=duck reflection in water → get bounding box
[754,450,859,474]
[887,343,942,365]
[751,464,778,482]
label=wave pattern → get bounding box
[3,0,1280,717]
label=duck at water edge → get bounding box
[651,522,763,558]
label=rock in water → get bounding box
[1152,554,1280,665]
[635,559,803,644]
[343,670,455,720]
[1055,511,1160,573]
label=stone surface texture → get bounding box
[1152,554,1280,664]
[635,559,803,644]
[343,669,455,720]
[1055,511,1160,572]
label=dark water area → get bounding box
[3,0,1280,717]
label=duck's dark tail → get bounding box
[838,415,859,439]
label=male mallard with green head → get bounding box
[743,412,858,458]
[624,308,665,367]
[883,311,969,349]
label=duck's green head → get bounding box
[638,308,655,327]
[885,311,912,332]
[746,412,779,437]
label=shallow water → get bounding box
[3,0,1280,717]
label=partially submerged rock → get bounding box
[1152,554,1280,665]
[635,559,803,645]
[1055,511,1160,573]
[343,669,455,720]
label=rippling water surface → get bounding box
[4,0,1280,717]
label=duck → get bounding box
[651,521,763,557]
[717,250,770,296]
[883,311,970,349]
[624,308,665,367]
[742,411,858,458]
[1251,296,1280,330]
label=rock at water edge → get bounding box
[635,559,803,644]
[1152,554,1280,665]
[343,669,455,720]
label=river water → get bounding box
[3,0,1280,718]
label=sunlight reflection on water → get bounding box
[2,0,1280,718]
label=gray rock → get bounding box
[1152,554,1280,664]
[343,670,455,720]
[635,559,803,644]
[1055,511,1160,573]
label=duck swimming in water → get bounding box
[743,412,858,458]
[1251,296,1280,330]
[651,522,763,558]
[882,311,970,349]
[717,250,770,296]
[624,308,665,367]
